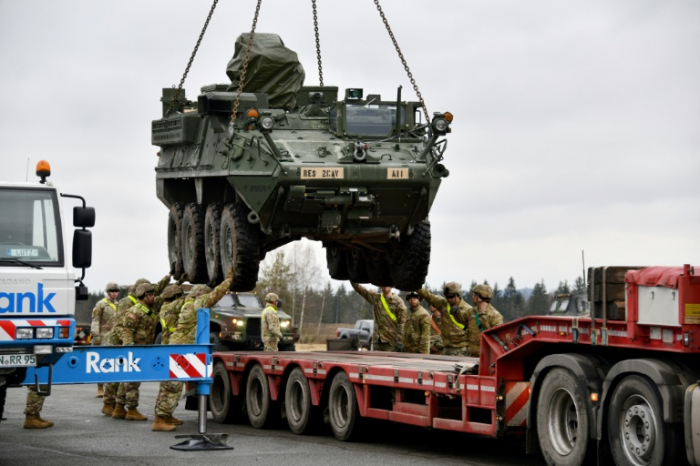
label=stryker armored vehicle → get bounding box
[152,34,451,291]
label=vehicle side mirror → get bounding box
[73,230,92,268]
[74,206,96,228]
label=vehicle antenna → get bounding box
[582,250,586,288]
[25,158,30,181]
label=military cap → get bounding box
[189,284,211,298]
[161,284,183,300]
[471,284,494,300]
[134,278,150,287]
[135,283,155,298]
[265,292,279,304]
[405,291,420,300]
[442,282,462,296]
[105,282,119,293]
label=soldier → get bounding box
[403,291,431,354]
[428,304,444,355]
[152,266,234,432]
[91,281,119,398]
[468,284,504,357]
[418,282,472,356]
[23,386,53,429]
[351,282,407,352]
[261,293,283,352]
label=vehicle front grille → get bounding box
[246,318,261,339]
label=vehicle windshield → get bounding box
[345,103,405,136]
[237,293,262,308]
[0,187,63,266]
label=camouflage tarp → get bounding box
[226,33,305,110]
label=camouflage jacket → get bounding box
[351,282,407,347]
[106,275,170,345]
[159,297,187,345]
[467,304,504,357]
[403,305,431,354]
[170,277,232,345]
[417,289,473,349]
[90,297,117,343]
[261,305,283,341]
[121,301,158,345]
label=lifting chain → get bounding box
[373,0,429,123]
[312,0,323,87]
[229,0,263,136]
[166,0,219,117]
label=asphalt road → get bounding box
[0,383,546,466]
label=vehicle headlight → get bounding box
[281,320,290,328]
[260,115,275,131]
[433,118,448,132]
[236,320,245,328]
[16,328,34,339]
[36,328,54,339]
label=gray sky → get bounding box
[1,0,698,295]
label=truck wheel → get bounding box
[536,368,594,466]
[0,384,6,424]
[285,367,314,434]
[390,221,431,291]
[607,375,682,466]
[220,203,260,291]
[326,244,349,280]
[328,371,361,441]
[346,248,370,283]
[167,203,184,276]
[181,203,207,283]
[211,362,239,424]
[365,251,392,287]
[246,365,273,428]
[204,203,223,283]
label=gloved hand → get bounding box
[92,336,101,345]
[394,343,404,352]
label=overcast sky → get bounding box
[1,0,698,296]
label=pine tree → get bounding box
[527,280,549,316]
[573,276,586,294]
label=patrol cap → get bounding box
[443,282,462,296]
[472,284,494,300]
[265,292,279,304]
[135,283,155,298]
[189,284,211,298]
[105,282,119,293]
[406,291,420,300]
[162,284,183,300]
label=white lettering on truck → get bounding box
[86,352,141,373]
[0,283,57,313]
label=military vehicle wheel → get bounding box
[220,203,261,291]
[326,244,349,280]
[167,203,184,276]
[390,221,431,290]
[346,248,370,283]
[181,203,208,283]
[365,252,393,287]
[204,203,223,283]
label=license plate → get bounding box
[0,353,37,367]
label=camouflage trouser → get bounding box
[263,338,279,352]
[155,381,183,417]
[373,341,396,352]
[442,346,469,356]
[430,335,443,354]
[24,386,46,415]
[103,382,118,404]
[115,382,141,408]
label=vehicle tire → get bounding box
[220,202,261,292]
[181,203,207,283]
[0,384,6,424]
[346,248,370,283]
[390,221,431,291]
[285,367,314,434]
[607,375,683,466]
[536,368,594,466]
[365,251,392,287]
[328,370,362,441]
[246,364,273,429]
[210,331,228,353]
[167,203,184,277]
[204,203,223,284]
[326,243,349,280]
[211,362,239,424]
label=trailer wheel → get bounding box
[181,203,207,283]
[211,362,238,424]
[220,203,260,291]
[204,203,223,283]
[326,243,350,280]
[285,367,314,434]
[167,203,184,276]
[607,375,682,466]
[328,371,361,441]
[537,368,594,466]
[246,365,272,429]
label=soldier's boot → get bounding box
[102,402,115,416]
[96,385,104,398]
[36,414,54,427]
[163,414,183,425]
[125,407,147,421]
[152,415,177,432]
[111,403,127,419]
[23,413,53,429]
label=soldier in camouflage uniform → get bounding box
[261,293,283,352]
[152,267,234,432]
[106,274,170,419]
[428,304,444,355]
[91,281,119,398]
[403,292,431,354]
[351,282,407,352]
[468,284,504,357]
[418,282,473,356]
[23,386,53,429]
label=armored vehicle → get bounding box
[152,34,451,291]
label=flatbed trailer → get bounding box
[208,265,700,466]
